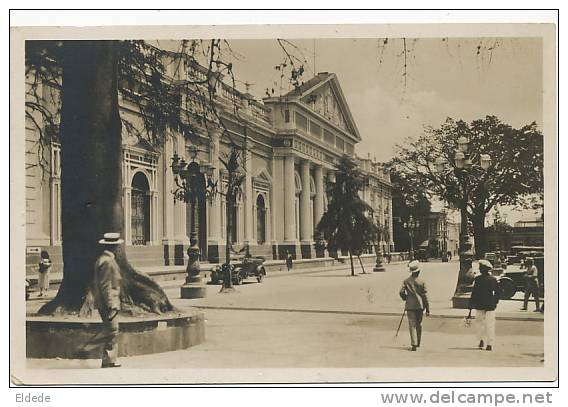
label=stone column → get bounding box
[300,160,311,241]
[283,155,296,242]
[207,128,223,262]
[174,134,190,262]
[244,148,254,245]
[162,134,177,265]
[300,160,313,259]
[314,165,324,227]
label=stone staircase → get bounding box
[126,245,167,268]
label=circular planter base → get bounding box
[26,308,205,359]
[180,284,207,299]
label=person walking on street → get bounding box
[521,258,541,312]
[469,260,501,351]
[93,232,123,368]
[399,260,430,351]
[286,250,293,271]
[37,250,52,297]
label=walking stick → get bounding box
[395,309,406,337]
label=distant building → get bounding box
[511,218,544,247]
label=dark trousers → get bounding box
[406,309,424,347]
[98,308,119,366]
[523,279,541,310]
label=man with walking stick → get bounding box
[93,232,123,368]
[399,260,430,351]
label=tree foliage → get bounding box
[391,115,543,255]
[315,156,378,276]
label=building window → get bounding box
[295,112,308,132]
[131,172,151,246]
[323,129,334,145]
[256,194,267,244]
[284,109,290,123]
[310,121,322,138]
[336,137,345,152]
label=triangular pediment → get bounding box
[295,73,361,141]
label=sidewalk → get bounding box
[26,261,544,322]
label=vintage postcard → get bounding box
[10,14,558,385]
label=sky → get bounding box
[223,38,543,163]
[221,38,544,224]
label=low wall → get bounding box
[26,309,205,359]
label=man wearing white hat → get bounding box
[469,259,501,351]
[399,260,430,351]
[93,232,123,368]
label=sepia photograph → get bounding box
[9,13,558,386]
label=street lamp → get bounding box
[441,210,449,262]
[404,215,420,261]
[171,147,216,299]
[373,216,386,272]
[433,136,491,308]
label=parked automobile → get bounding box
[498,255,544,300]
[210,256,266,285]
[25,279,30,300]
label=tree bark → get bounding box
[39,41,173,316]
[471,210,488,259]
[348,250,355,277]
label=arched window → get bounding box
[131,172,150,245]
[256,194,267,244]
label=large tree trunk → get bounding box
[39,41,173,316]
[471,210,488,259]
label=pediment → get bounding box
[297,75,360,141]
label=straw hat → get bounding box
[98,232,124,245]
[408,260,420,273]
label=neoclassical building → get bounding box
[24,51,393,273]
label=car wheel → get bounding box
[234,275,243,285]
[257,272,264,283]
[498,277,516,300]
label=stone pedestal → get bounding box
[452,293,472,309]
[180,278,208,299]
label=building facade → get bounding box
[24,53,393,273]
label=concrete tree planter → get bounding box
[26,308,205,359]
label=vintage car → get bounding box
[210,256,266,285]
[498,255,544,300]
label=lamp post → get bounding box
[434,136,491,308]
[403,215,420,261]
[171,146,216,299]
[373,217,386,272]
[441,208,449,262]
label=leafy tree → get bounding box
[25,40,244,315]
[391,116,543,257]
[389,169,432,252]
[315,156,378,276]
[26,39,306,314]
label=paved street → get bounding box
[26,260,544,375]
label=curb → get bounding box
[191,305,544,322]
